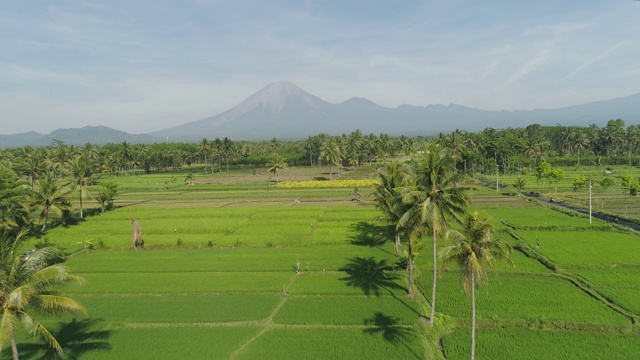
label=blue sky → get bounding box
[1,1,639,134]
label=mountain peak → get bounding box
[232,80,325,115]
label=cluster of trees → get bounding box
[432,119,640,174]
[371,144,511,360]
[0,154,92,358]
[4,119,638,183]
[0,147,118,235]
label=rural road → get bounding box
[479,178,640,232]
[521,192,640,232]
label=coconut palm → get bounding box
[397,192,425,298]
[67,157,94,219]
[31,173,70,232]
[441,211,511,360]
[0,228,86,359]
[0,171,29,232]
[17,147,46,190]
[267,157,287,183]
[371,161,411,256]
[320,138,343,180]
[304,136,317,166]
[408,143,470,327]
[222,137,232,172]
[198,138,210,174]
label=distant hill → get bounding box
[0,126,161,148]
[2,82,640,147]
[151,81,640,141]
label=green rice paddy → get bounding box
[9,166,640,359]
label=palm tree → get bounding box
[408,143,470,327]
[213,138,223,173]
[119,141,132,174]
[441,212,511,360]
[304,136,317,166]
[222,137,232,172]
[0,228,86,360]
[397,191,425,298]
[267,157,287,183]
[67,157,94,219]
[624,125,639,166]
[0,171,29,232]
[320,138,343,180]
[371,162,411,256]
[18,147,46,190]
[199,138,210,174]
[31,173,70,232]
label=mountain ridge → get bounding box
[151,81,640,141]
[2,81,639,147]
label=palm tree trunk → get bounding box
[41,209,49,232]
[407,242,414,298]
[11,332,19,360]
[471,272,476,360]
[394,232,400,256]
[429,228,437,327]
[80,196,84,219]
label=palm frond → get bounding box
[18,312,63,354]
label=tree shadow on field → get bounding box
[349,222,390,247]
[339,257,404,296]
[364,312,420,358]
[18,318,112,360]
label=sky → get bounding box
[1,0,639,135]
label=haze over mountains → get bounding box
[2,81,640,147]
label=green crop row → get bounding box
[417,273,630,325]
[288,272,407,296]
[443,327,640,360]
[572,268,640,314]
[235,328,425,360]
[12,325,262,360]
[274,295,420,325]
[516,230,640,266]
[65,245,397,273]
[63,272,295,294]
[66,293,281,323]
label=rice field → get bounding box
[9,166,640,359]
